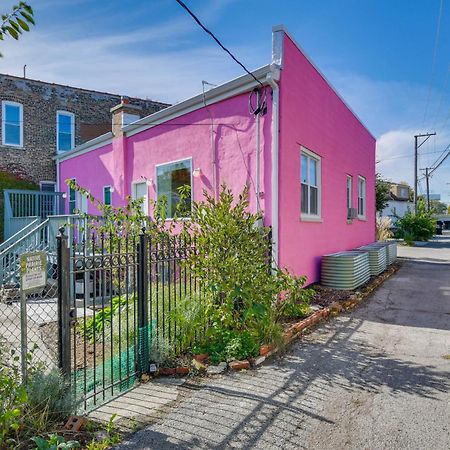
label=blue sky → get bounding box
[1,0,449,203]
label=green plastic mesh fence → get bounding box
[73,321,154,410]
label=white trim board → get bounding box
[53,65,277,163]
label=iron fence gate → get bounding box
[57,227,201,410]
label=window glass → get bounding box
[57,112,74,152]
[103,186,112,206]
[301,154,308,183]
[69,180,76,214]
[3,103,22,146]
[358,177,366,217]
[156,159,192,218]
[347,176,352,210]
[309,159,317,186]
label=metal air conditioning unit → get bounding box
[347,207,357,220]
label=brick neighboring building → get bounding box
[0,73,169,188]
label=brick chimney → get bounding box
[110,96,142,137]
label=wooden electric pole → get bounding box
[414,132,436,213]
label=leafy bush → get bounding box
[0,358,27,445]
[193,328,259,364]
[395,200,435,242]
[182,185,312,361]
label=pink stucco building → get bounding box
[56,26,376,284]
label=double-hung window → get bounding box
[301,148,321,219]
[156,158,192,219]
[2,101,23,147]
[57,111,75,152]
[103,186,112,206]
[358,176,366,219]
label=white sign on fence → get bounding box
[20,251,47,293]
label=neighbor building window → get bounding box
[156,158,192,218]
[2,101,23,147]
[103,186,112,206]
[68,179,76,214]
[347,175,353,210]
[300,148,321,218]
[358,176,366,218]
[57,111,75,152]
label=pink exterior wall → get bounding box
[59,29,376,285]
[59,90,273,223]
[277,34,376,283]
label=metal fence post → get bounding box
[57,227,71,377]
[137,231,149,375]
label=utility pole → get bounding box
[414,132,436,213]
[425,167,430,211]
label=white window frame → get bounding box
[155,157,193,220]
[103,185,112,206]
[2,101,23,147]
[131,181,149,216]
[56,110,75,153]
[347,175,353,210]
[358,176,366,219]
[300,147,321,220]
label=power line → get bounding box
[174,0,263,88]
[421,0,445,128]
[376,148,445,163]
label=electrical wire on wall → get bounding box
[175,0,271,215]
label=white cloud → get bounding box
[376,129,450,203]
[0,0,257,103]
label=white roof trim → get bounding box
[272,24,376,140]
[56,65,276,162]
[123,64,275,137]
[54,132,113,162]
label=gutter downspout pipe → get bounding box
[266,69,280,270]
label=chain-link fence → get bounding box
[0,220,60,377]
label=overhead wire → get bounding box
[174,0,264,88]
[421,0,445,129]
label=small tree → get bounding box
[376,174,391,212]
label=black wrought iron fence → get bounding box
[57,227,202,410]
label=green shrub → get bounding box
[395,200,435,242]
[25,369,77,432]
[0,359,27,446]
[182,185,312,361]
[193,328,260,364]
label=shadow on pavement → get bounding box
[116,315,450,449]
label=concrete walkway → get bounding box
[114,237,450,449]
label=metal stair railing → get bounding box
[0,217,40,255]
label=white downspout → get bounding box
[266,71,280,269]
[255,89,261,214]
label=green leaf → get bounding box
[5,26,19,39]
[16,17,29,31]
[20,10,35,25]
